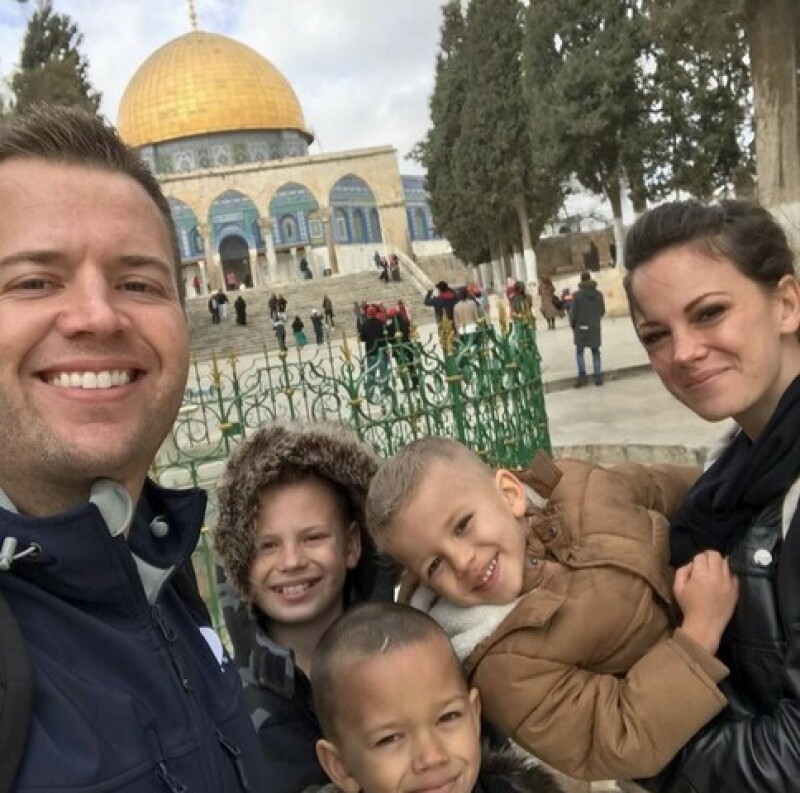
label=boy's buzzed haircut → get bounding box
[311,601,462,739]
[366,436,489,548]
[0,104,181,275]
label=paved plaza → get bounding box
[533,316,729,464]
[406,313,729,466]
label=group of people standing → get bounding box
[272,295,336,351]
[3,106,800,793]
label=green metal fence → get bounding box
[154,309,551,631]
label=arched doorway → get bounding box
[219,235,250,290]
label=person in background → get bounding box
[209,290,221,324]
[0,104,267,792]
[322,294,335,328]
[570,271,605,387]
[538,277,559,330]
[292,315,308,347]
[273,312,288,351]
[234,293,247,325]
[424,280,459,325]
[311,309,325,345]
[215,287,229,320]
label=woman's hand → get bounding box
[675,550,739,654]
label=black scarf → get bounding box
[670,374,800,566]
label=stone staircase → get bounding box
[415,252,473,287]
[187,270,435,360]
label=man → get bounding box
[570,270,605,387]
[0,106,267,791]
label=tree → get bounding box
[743,0,800,211]
[645,0,798,227]
[412,1,488,264]
[525,0,647,265]
[642,0,753,202]
[10,0,100,114]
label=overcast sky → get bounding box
[0,0,451,174]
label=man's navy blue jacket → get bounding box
[0,479,267,792]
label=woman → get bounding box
[624,199,800,792]
[291,315,308,347]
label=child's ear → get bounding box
[468,686,482,727]
[494,470,527,517]
[344,521,362,570]
[316,739,361,793]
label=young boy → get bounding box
[366,438,738,783]
[311,601,564,793]
[214,421,396,793]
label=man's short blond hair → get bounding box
[366,436,489,549]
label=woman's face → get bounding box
[628,245,800,438]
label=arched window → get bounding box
[281,215,298,243]
[370,208,382,242]
[353,209,367,243]
[334,208,349,243]
[414,207,429,240]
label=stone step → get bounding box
[187,270,435,360]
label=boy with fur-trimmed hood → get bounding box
[215,421,396,793]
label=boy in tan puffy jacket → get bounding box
[365,437,737,783]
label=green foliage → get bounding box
[641,0,753,200]
[417,0,564,264]
[525,0,646,216]
[414,1,489,263]
[10,0,101,115]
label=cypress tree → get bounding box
[11,0,101,115]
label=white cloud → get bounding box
[0,0,449,173]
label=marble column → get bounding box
[198,223,222,291]
[320,207,340,275]
[258,216,278,285]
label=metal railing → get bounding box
[154,307,550,632]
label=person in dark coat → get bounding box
[322,295,335,327]
[291,315,308,347]
[273,313,287,351]
[310,309,325,345]
[277,294,288,314]
[214,423,397,793]
[310,603,564,793]
[208,293,220,324]
[424,280,459,324]
[359,306,389,398]
[569,271,605,387]
[234,294,247,325]
[268,293,278,321]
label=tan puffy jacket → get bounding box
[405,454,728,782]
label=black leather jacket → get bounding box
[643,487,800,791]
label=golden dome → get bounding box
[117,31,310,147]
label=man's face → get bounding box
[385,459,528,607]
[318,635,482,793]
[0,158,188,510]
[249,478,361,632]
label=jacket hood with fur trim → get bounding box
[214,421,395,603]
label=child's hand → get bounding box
[674,550,738,654]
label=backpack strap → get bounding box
[0,587,32,793]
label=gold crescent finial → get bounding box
[188,0,198,31]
